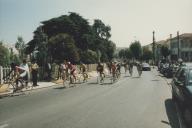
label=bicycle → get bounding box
[111,71,117,83]
[97,72,105,84]
[81,72,88,83]
[61,70,68,87]
[7,71,30,93]
[129,67,133,76]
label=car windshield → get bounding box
[188,69,192,86]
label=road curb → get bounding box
[0,83,57,98]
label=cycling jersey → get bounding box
[111,64,116,73]
[97,65,104,72]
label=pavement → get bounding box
[0,67,181,128]
[0,71,98,97]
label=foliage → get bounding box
[142,47,153,61]
[80,50,97,64]
[48,33,80,63]
[129,41,142,60]
[124,48,133,59]
[118,48,132,60]
[0,42,10,66]
[26,12,116,64]
[161,45,170,58]
[15,36,26,60]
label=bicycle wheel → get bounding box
[100,73,105,84]
[10,79,24,93]
[83,73,88,82]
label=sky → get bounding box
[0,0,192,47]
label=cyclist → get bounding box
[79,62,88,82]
[106,62,112,74]
[61,60,68,85]
[123,60,128,74]
[111,61,117,80]
[15,59,30,90]
[136,61,142,77]
[128,61,134,76]
[67,62,77,83]
[116,62,121,78]
[96,62,105,82]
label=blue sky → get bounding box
[0,0,192,47]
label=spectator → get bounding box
[16,59,30,87]
[31,60,39,86]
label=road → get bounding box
[0,67,180,128]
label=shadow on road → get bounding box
[131,76,140,79]
[87,82,98,85]
[54,86,66,89]
[164,99,180,128]
[124,75,131,78]
[151,79,159,81]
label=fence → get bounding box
[0,64,98,84]
[0,66,12,84]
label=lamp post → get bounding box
[177,31,180,59]
[152,31,155,66]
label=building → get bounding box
[144,33,192,62]
[169,33,192,62]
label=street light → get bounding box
[177,31,180,59]
[152,31,156,66]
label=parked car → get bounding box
[171,63,192,126]
[142,63,151,71]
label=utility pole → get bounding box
[177,31,180,59]
[152,31,155,66]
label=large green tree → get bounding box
[142,47,153,62]
[0,41,10,66]
[161,45,170,59]
[48,33,79,63]
[129,41,142,60]
[26,12,116,64]
[15,36,26,60]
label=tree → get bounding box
[161,45,170,59]
[48,33,79,63]
[124,48,133,59]
[142,47,153,62]
[129,41,142,60]
[92,19,111,40]
[119,49,126,59]
[0,41,10,66]
[80,50,97,64]
[15,36,26,60]
[26,12,116,64]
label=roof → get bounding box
[172,33,192,40]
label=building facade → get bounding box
[170,33,192,62]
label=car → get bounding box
[142,63,151,71]
[171,63,192,126]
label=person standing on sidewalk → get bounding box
[31,60,39,86]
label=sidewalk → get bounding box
[0,71,99,97]
[0,82,56,97]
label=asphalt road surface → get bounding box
[0,67,180,128]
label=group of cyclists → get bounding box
[3,58,143,93]
[96,60,143,83]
